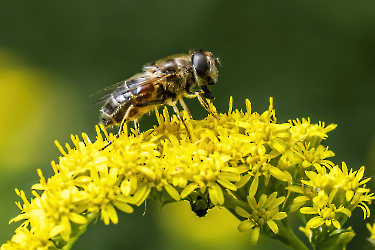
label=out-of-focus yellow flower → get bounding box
[367,222,375,246]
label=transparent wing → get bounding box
[90,80,128,106]
[90,71,175,106]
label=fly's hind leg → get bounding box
[101,104,135,151]
[118,104,135,136]
[133,119,140,135]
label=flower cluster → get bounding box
[1,98,373,250]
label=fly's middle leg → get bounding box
[169,101,192,140]
[179,98,193,119]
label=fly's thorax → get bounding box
[154,56,196,98]
[164,69,195,98]
[155,56,191,77]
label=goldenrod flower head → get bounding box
[235,175,287,245]
[300,189,351,229]
[289,118,337,148]
[291,142,335,171]
[2,97,372,250]
[288,160,374,238]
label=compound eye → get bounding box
[193,52,209,77]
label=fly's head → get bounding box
[190,50,221,100]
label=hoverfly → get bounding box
[98,50,220,137]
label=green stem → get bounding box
[222,191,250,210]
[272,219,309,250]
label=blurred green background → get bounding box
[1,1,375,249]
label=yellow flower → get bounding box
[2,227,55,250]
[291,142,335,171]
[5,97,369,250]
[300,190,351,229]
[286,185,317,213]
[289,118,337,147]
[234,175,287,245]
[235,191,287,245]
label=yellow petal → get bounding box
[238,220,256,232]
[273,212,287,220]
[236,173,252,188]
[133,183,151,206]
[247,196,257,211]
[107,203,118,224]
[290,202,305,213]
[60,215,71,241]
[164,184,180,201]
[300,207,318,215]
[50,225,65,238]
[268,166,287,181]
[180,183,199,198]
[293,196,310,203]
[249,174,259,198]
[286,185,304,194]
[68,213,87,225]
[306,217,324,229]
[209,183,224,205]
[267,220,279,234]
[251,226,260,245]
[113,201,134,213]
[235,206,250,218]
[217,178,237,191]
[332,220,341,229]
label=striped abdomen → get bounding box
[100,76,159,127]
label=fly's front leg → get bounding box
[185,91,218,119]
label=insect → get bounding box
[187,194,214,217]
[98,49,220,136]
